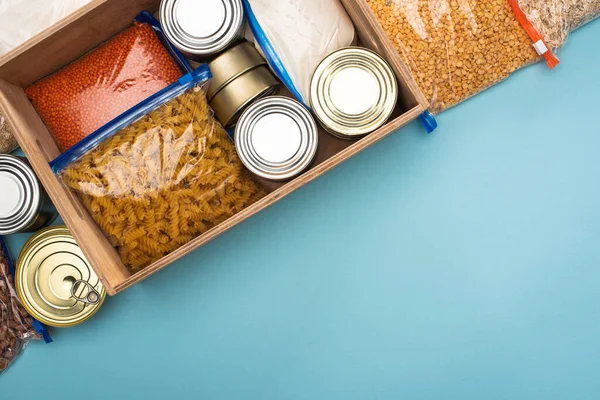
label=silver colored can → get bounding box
[310,47,398,140]
[160,0,245,60]
[0,154,57,235]
[235,96,319,182]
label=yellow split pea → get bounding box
[367,0,540,114]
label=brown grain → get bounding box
[0,111,18,154]
[519,0,600,49]
[0,243,40,374]
[26,22,182,153]
[367,0,540,114]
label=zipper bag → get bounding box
[52,66,266,273]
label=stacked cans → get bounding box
[207,42,280,127]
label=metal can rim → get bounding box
[209,65,280,127]
[207,42,268,101]
[16,225,106,328]
[310,47,398,139]
[160,0,245,57]
[235,96,319,182]
[0,154,42,235]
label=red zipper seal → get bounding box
[510,0,560,69]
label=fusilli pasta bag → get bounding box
[57,70,267,272]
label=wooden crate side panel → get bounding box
[0,79,129,295]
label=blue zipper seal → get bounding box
[51,65,212,174]
[419,111,438,134]
[0,238,53,344]
[242,0,307,107]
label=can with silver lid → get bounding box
[0,154,57,235]
[160,0,245,60]
[235,96,319,182]
[310,47,398,140]
[16,226,106,328]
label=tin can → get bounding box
[235,96,319,182]
[207,42,267,101]
[310,47,398,140]
[16,226,106,328]
[160,0,245,61]
[0,154,57,235]
[210,65,280,127]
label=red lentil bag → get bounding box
[26,15,185,153]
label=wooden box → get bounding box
[0,0,428,295]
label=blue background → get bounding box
[2,22,600,400]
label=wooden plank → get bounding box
[0,79,129,295]
[0,0,161,87]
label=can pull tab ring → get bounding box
[71,280,101,305]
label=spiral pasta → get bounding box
[61,87,267,272]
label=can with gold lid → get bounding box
[206,42,280,127]
[16,226,106,328]
[0,154,57,235]
[160,0,245,60]
[207,42,268,101]
[210,65,280,127]
[310,47,398,140]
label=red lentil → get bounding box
[25,22,182,152]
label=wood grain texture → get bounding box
[0,0,427,295]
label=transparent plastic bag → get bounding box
[366,0,540,114]
[565,0,600,30]
[513,0,569,50]
[0,238,41,374]
[0,111,18,154]
[25,12,190,153]
[512,0,600,53]
[244,0,356,106]
[0,0,92,56]
[56,67,267,273]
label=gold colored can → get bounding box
[209,65,280,127]
[16,226,106,328]
[310,47,398,139]
[207,42,267,101]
